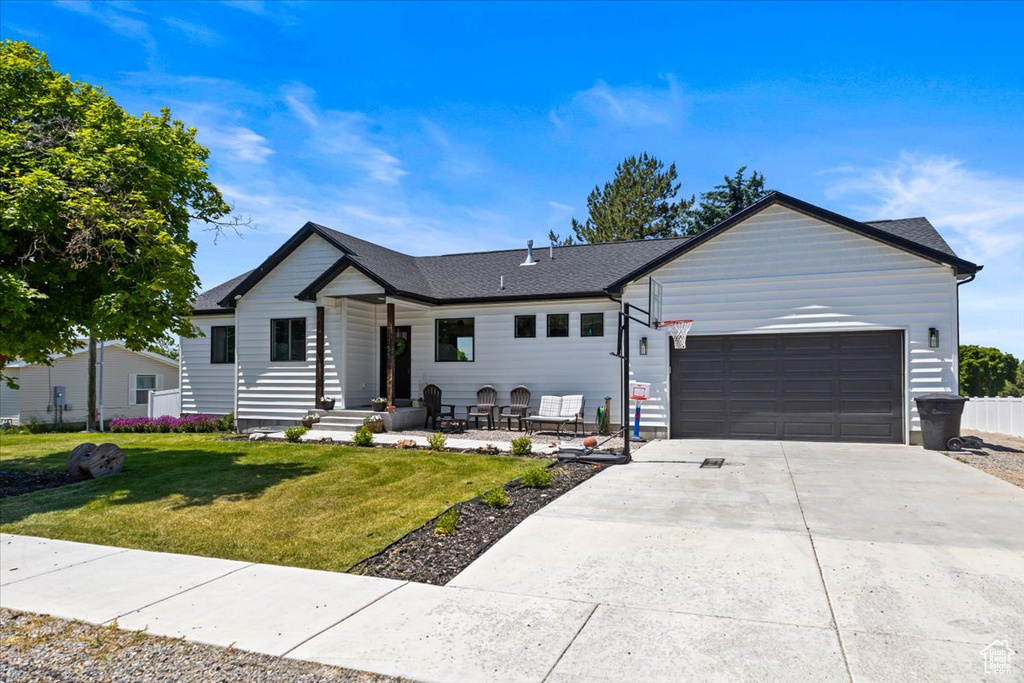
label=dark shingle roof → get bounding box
[194,192,979,313]
[193,270,253,313]
[864,217,957,257]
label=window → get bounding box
[581,313,604,337]
[135,374,156,405]
[271,318,306,361]
[436,318,474,361]
[211,326,235,364]
[514,315,536,338]
[547,313,569,337]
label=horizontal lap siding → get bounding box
[181,315,236,415]
[392,299,621,423]
[236,235,340,422]
[0,369,19,421]
[625,205,958,437]
[343,298,377,408]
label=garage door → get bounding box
[670,331,904,443]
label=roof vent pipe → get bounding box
[549,245,554,260]
[520,240,537,266]
[500,275,505,290]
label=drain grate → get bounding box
[700,458,725,469]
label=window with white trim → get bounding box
[134,374,156,405]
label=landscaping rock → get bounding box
[249,432,267,441]
[352,462,604,585]
[395,439,417,449]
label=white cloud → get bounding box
[200,124,273,164]
[56,1,157,60]
[554,75,686,129]
[282,83,406,185]
[163,17,222,47]
[826,152,1024,262]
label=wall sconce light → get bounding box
[928,328,939,348]
[639,337,648,355]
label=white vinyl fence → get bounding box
[961,397,1024,438]
[148,388,182,419]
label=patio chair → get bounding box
[522,395,586,438]
[423,384,456,429]
[498,385,532,431]
[466,385,498,430]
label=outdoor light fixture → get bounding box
[639,336,648,355]
[929,328,940,348]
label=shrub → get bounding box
[510,435,532,455]
[434,508,459,536]
[427,432,447,451]
[352,425,374,447]
[108,414,222,433]
[479,486,510,508]
[520,466,554,489]
[218,413,235,432]
[284,426,308,443]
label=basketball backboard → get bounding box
[648,277,663,327]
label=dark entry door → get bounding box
[380,326,412,400]
[670,330,904,443]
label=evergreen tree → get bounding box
[549,153,690,245]
[685,166,771,234]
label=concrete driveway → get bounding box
[451,440,1024,682]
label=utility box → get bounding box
[53,385,66,407]
[914,393,969,451]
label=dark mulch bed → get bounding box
[351,462,604,585]
[0,471,77,499]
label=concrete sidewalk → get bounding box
[3,439,1023,682]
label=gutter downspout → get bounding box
[953,272,978,396]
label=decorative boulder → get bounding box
[249,432,267,441]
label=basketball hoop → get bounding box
[658,319,693,349]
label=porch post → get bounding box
[315,305,325,409]
[386,302,396,408]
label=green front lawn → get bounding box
[0,433,537,572]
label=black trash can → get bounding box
[914,393,969,450]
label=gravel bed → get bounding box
[0,471,77,499]
[399,426,626,455]
[0,608,408,683]
[946,431,1024,488]
[351,461,604,585]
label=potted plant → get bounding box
[363,414,385,433]
[321,396,336,411]
[370,397,388,412]
[301,411,321,429]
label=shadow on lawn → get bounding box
[0,446,318,524]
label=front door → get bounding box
[379,326,412,400]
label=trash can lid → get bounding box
[914,393,969,403]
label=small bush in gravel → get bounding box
[480,486,511,508]
[510,435,532,455]
[434,508,459,536]
[352,425,374,447]
[520,466,554,489]
[427,432,447,451]
[284,426,308,443]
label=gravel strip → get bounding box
[399,426,626,455]
[351,462,604,585]
[0,471,78,499]
[0,608,409,683]
[945,431,1024,488]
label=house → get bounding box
[1,341,179,428]
[182,191,980,444]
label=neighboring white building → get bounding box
[1,341,179,427]
[182,192,981,444]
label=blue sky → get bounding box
[2,1,1022,357]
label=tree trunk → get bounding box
[87,336,97,431]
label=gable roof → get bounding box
[7,341,178,368]
[193,191,980,313]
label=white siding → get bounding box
[16,346,178,425]
[181,314,236,416]
[322,297,344,407]
[343,298,378,408]
[389,298,621,422]
[1,369,19,422]
[624,205,959,439]
[235,235,340,422]
[321,269,384,297]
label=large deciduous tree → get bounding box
[685,166,771,235]
[0,41,232,382]
[958,345,1020,397]
[549,153,691,245]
